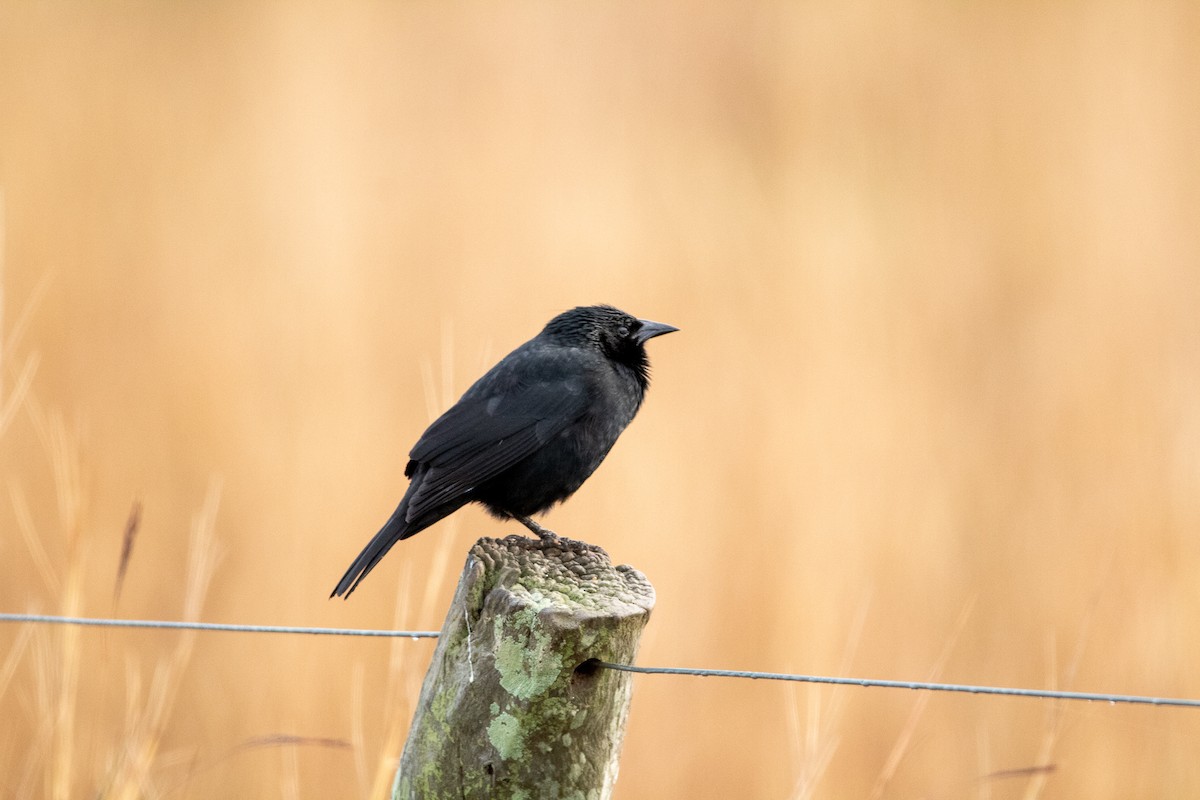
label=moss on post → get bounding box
[393,535,655,800]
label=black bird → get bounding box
[332,304,677,598]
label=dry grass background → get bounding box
[1,2,1199,797]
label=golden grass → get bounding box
[2,2,1200,797]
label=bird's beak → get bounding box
[635,319,679,343]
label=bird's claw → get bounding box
[517,516,559,541]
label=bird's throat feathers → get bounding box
[625,348,652,393]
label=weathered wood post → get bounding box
[393,534,655,799]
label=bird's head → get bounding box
[543,304,678,387]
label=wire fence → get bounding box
[0,612,438,639]
[3,612,1197,709]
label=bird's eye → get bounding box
[617,324,630,338]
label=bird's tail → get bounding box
[331,498,414,599]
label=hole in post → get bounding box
[573,658,602,681]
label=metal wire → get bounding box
[4,612,1198,709]
[595,662,1200,708]
[0,612,439,638]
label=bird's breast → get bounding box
[473,365,645,518]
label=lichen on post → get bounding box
[393,535,655,800]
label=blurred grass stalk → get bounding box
[104,481,222,800]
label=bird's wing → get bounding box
[404,368,590,522]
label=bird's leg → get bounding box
[516,515,559,541]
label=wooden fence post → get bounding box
[393,534,655,799]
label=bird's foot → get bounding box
[516,516,559,541]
